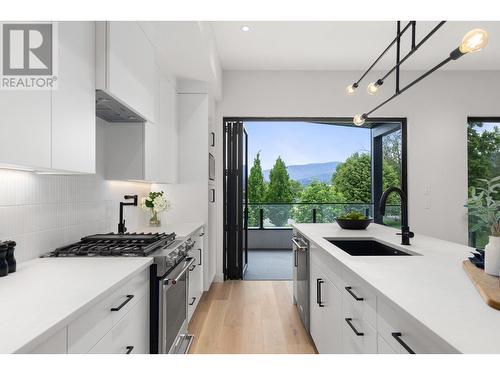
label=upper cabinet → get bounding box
[52,22,96,173]
[0,21,95,173]
[96,22,158,124]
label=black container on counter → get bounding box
[5,240,16,273]
[0,242,8,277]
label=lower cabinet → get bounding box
[88,295,149,354]
[307,239,457,354]
[309,257,342,354]
[25,269,150,354]
[188,229,204,321]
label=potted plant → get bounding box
[141,191,171,227]
[467,176,500,275]
[335,210,372,230]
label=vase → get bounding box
[149,210,161,227]
[5,240,16,273]
[484,236,500,276]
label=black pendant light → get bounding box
[347,22,489,126]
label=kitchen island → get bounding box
[293,223,500,354]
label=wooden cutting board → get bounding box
[463,260,500,310]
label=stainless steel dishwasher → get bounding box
[292,233,309,332]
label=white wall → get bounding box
[214,69,500,280]
[0,119,152,262]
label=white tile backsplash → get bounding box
[0,119,152,262]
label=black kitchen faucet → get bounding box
[379,187,414,245]
[118,195,138,234]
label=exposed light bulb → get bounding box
[346,84,357,96]
[353,114,366,126]
[241,25,251,32]
[459,29,488,54]
[367,82,380,95]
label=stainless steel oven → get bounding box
[159,256,195,354]
[292,233,309,332]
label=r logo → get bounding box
[2,23,52,75]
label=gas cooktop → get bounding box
[44,232,176,257]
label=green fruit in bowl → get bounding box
[338,211,368,220]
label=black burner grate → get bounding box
[46,232,176,257]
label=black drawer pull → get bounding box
[189,264,196,272]
[198,249,202,266]
[345,318,364,336]
[110,295,134,311]
[294,250,298,267]
[189,297,197,306]
[125,345,134,354]
[345,286,364,301]
[392,332,415,354]
[316,278,325,307]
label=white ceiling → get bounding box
[210,21,500,71]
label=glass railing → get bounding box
[247,203,401,229]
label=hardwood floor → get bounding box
[188,280,317,354]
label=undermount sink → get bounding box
[325,239,414,256]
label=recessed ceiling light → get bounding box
[241,25,250,32]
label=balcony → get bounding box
[246,202,401,250]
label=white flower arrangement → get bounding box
[141,191,171,215]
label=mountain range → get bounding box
[263,161,340,186]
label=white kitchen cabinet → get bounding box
[144,74,178,183]
[309,254,342,354]
[0,21,95,173]
[188,229,205,321]
[88,295,149,354]
[96,21,158,123]
[51,21,96,173]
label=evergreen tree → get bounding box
[247,152,267,227]
[265,156,293,227]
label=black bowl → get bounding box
[335,217,373,230]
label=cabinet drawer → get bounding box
[377,334,398,354]
[342,316,377,354]
[342,295,377,353]
[89,295,149,354]
[68,269,149,353]
[310,245,343,289]
[342,269,377,328]
[377,297,457,354]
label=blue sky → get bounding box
[245,121,371,170]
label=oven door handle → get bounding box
[163,257,195,286]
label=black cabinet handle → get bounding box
[198,249,202,265]
[110,295,134,311]
[199,232,204,237]
[345,286,364,301]
[392,332,415,354]
[189,297,197,306]
[316,278,325,307]
[345,318,364,336]
[294,250,298,267]
[189,264,196,272]
[125,345,134,354]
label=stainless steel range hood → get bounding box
[96,90,146,123]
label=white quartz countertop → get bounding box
[137,222,204,239]
[292,223,500,354]
[0,257,152,353]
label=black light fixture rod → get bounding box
[396,21,401,93]
[379,21,446,83]
[354,21,413,86]
[365,55,453,117]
